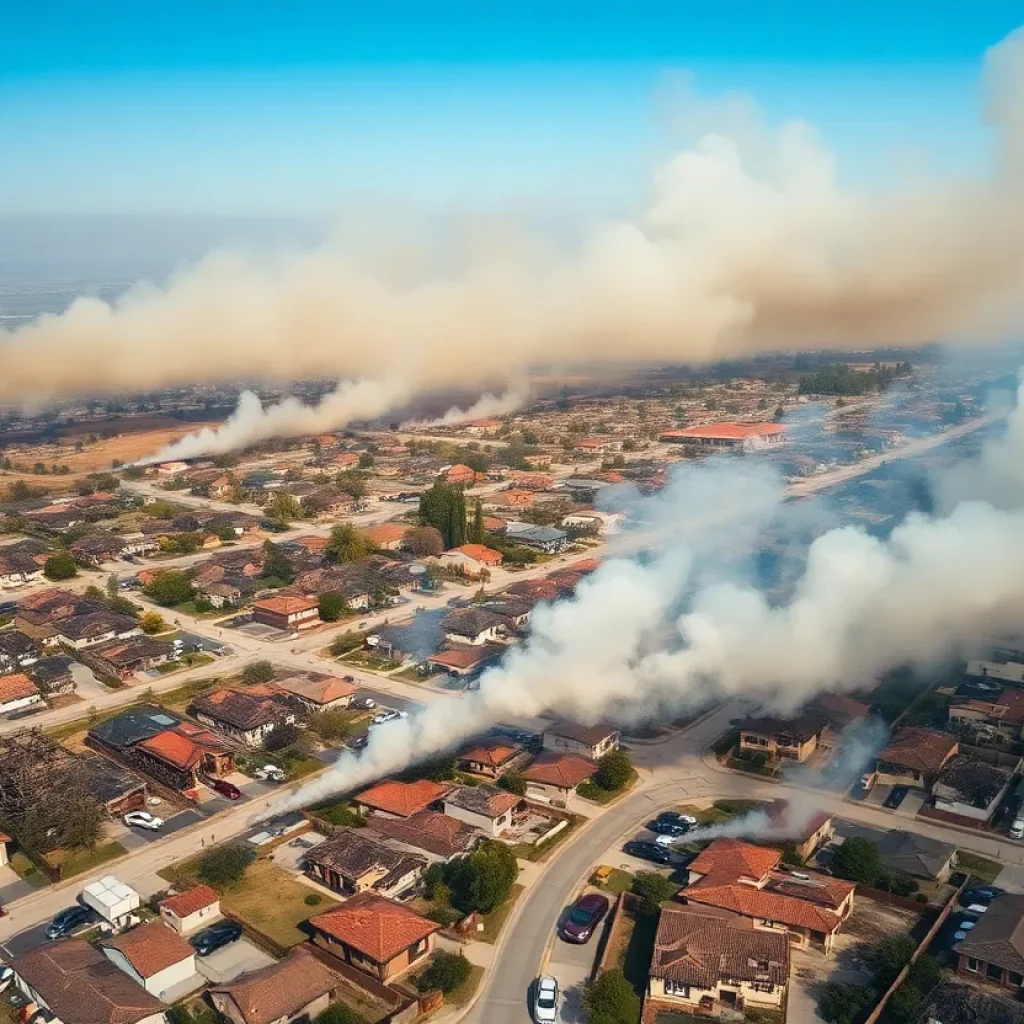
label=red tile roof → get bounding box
[662,422,787,440]
[450,544,503,565]
[252,595,319,615]
[521,753,597,789]
[101,920,194,978]
[309,891,439,962]
[354,779,451,817]
[878,727,957,775]
[460,743,520,769]
[0,673,39,703]
[685,882,841,935]
[688,839,781,884]
[159,885,219,918]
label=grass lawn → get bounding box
[958,852,1003,884]
[578,769,639,806]
[159,857,340,947]
[476,884,525,943]
[594,868,634,895]
[392,666,442,683]
[9,850,47,887]
[50,840,126,879]
[155,653,216,675]
[339,651,401,671]
[446,964,485,1008]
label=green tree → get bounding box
[415,951,472,994]
[261,541,294,583]
[315,1005,366,1024]
[817,982,876,1024]
[264,491,301,524]
[242,660,275,685]
[446,840,519,914]
[318,591,349,622]
[140,611,167,634]
[325,523,376,564]
[594,750,632,792]
[335,471,367,499]
[582,969,640,1024]
[497,772,526,796]
[867,937,915,989]
[357,452,374,469]
[630,871,678,915]
[122,464,145,480]
[831,836,882,885]
[418,482,467,549]
[264,723,301,752]
[44,552,78,580]
[470,499,484,544]
[142,570,194,606]
[198,843,256,888]
[308,709,352,742]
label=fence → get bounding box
[862,876,969,1024]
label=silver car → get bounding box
[533,976,559,1023]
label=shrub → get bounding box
[594,750,632,792]
[817,982,876,1024]
[832,837,882,885]
[264,723,301,752]
[415,951,472,994]
[242,660,275,685]
[44,552,77,580]
[140,611,167,635]
[318,591,348,622]
[630,871,678,915]
[497,772,526,796]
[308,709,351,742]
[315,1005,365,1024]
[304,893,323,906]
[445,840,519,914]
[582,969,640,1024]
[143,570,194,606]
[198,843,256,888]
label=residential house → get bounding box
[648,906,790,1015]
[367,623,434,662]
[252,595,321,632]
[574,436,618,454]
[932,754,1016,826]
[803,693,871,730]
[543,720,620,760]
[521,753,598,807]
[683,839,852,953]
[458,741,528,778]
[353,779,451,819]
[426,645,503,678]
[308,892,439,983]
[158,885,221,935]
[659,423,787,450]
[435,544,503,578]
[190,688,296,746]
[442,785,520,838]
[368,810,483,862]
[272,674,356,712]
[0,673,43,716]
[11,939,167,1024]
[101,921,198,1001]
[55,610,141,650]
[443,464,477,486]
[0,549,45,588]
[503,522,569,554]
[834,825,958,882]
[29,654,76,696]
[84,636,175,680]
[954,894,1024,990]
[737,714,829,764]
[872,727,959,790]
[948,687,1024,742]
[305,829,425,898]
[302,488,356,518]
[764,802,834,861]
[486,489,534,510]
[82,756,149,815]
[363,523,410,551]
[0,629,40,673]
[195,578,251,609]
[69,531,128,566]
[479,596,533,628]
[120,534,159,558]
[441,608,506,646]
[15,588,98,643]
[209,948,341,1024]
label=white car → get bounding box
[533,976,559,1024]
[123,811,164,831]
[255,765,286,782]
[655,834,679,848]
[1010,818,1024,840]
[371,709,409,725]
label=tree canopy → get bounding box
[594,750,633,792]
[43,552,78,580]
[325,523,376,564]
[318,591,349,622]
[142,570,194,606]
[199,843,256,888]
[405,525,444,557]
[582,970,640,1024]
[445,840,519,914]
[418,482,467,549]
[261,541,295,583]
[241,660,275,685]
[831,836,882,885]
[630,871,678,915]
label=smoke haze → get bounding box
[4,29,1024,453]
[402,382,531,430]
[274,378,1024,814]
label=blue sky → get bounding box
[1,2,1021,216]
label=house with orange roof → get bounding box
[435,543,503,578]
[362,522,410,551]
[159,885,221,935]
[458,741,527,779]
[252,594,320,632]
[273,674,356,712]
[520,753,598,807]
[443,464,478,486]
[353,779,451,819]
[309,891,439,983]
[659,422,787,450]
[682,838,853,953]
[0,673,43,716]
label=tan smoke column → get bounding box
[4,29,1024,421]
[402,381,531,429]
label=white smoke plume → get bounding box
[139,377,411,464]
[5,28,1024,422]
[402,382,531,430]
[273,378,1024,816]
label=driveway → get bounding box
[114,809,207,850]
[195,936,275,983]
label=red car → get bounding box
[561,892,610,944]
[210,779,242,800]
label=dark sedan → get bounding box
[561,892,610,944]
[883,786,909,810]
[191,920,243,956]
[647,819,690,837]
[624,840,673,865]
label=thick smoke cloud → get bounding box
[274,387,1024,815]
[402,382,531,430]
[4,29,1024,429]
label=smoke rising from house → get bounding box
[274,384,1024,815]
[5,29,1024,462]
[403,382,531,430]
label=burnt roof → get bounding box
[89,704,183,749]
[82,756,147,807]
[738,713,829,743]
[306,828,425,880]
[954,894,1024,974]
[545,719,619,746]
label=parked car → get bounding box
[191,920,243,956]
[342,675,356,684]
[372,709,408,725]
[350,696,376,710]
[349,734,369,750]
[1011,818,1024,840]
[254,765,286,783]
[655,834,682,848]
[624,840,673,865]
[123,811,164,831]
[962,886,1004,903]
[46,905,94,940]
[656,811,697,826]
[209,779,242,800]
[561,892,610,944]
[533,976,559,1024]
[648,819,689,836]
[884,786,909,809]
